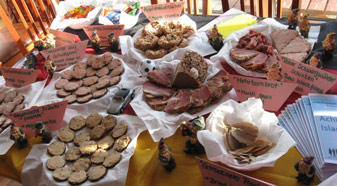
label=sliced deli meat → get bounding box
[281,52,308,63]
[147,68,173,88]
[230,48,259,63]
[241,53,268,70]
[164,90,193,114]
[270,29,299,52]
[279,36,311,54]
[143,81,175,97]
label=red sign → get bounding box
[6,101,67,137]
[49,29,79,47]
[229,74,297,111]
[280,56,337,94]
[41,40,88,71]
[83,25,124,47]
[141,1,184,22]
[196,157,275,186]
[0,67,40,88]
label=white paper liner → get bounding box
[35,53,136,113]
[0,79,47,155]
[210,18,319,78]
[21,112,147,186]
[50,0,102,30]
[197,98,296,171]
[130,49,237,142]
[119,14,217,63]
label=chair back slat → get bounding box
[259,0,263,16]
[44,0,56,18]
[37,0,51,25]
[202,0,212,15]
[0,4,28,55]
[291,0,301,9]
[240,0,245,11]
[10,0,35,41]
[193,0,199,14]
[277,0,283,18]
[18,0,41,38]
[250,0,255,15]
[151,0,158,4]
[268,0,272,17]
[26,0,48,35]
[187,0,192,14]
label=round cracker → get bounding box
[96,78,109,89]
[48,141,66,156]
[4,90,18,103]
[13,94,25,106]
[57,128,75,143]
[68,170,87,185]
[14,103,25,112]
[112,122,128,138]
[96,67,109,77]
[71,79,83,87]
[88,165,107,181]
[57,89,71,98]
[74,87,91,97]
[62,70,73,80]
[72,69,86,79]
[53,167,72,181]
[55,79,69,90]
[109,76,120,86]
[90,125,106,140]
[77,94,93,103]
[65,147,81,161]
[92,88,107,99]
[46,156,65,170]
[63,82,80,92]
[102,53,113,65]
[73,158,91,172]
[97,135,115,150]
[86,113,103,128]
[64,95,77,104]
[91,58,105,69]
[103,151,122,168]
[83,76,99,86]
[109,66,124,77]
[69,116,86,131]
[3,102,16,114]
[102,115,116,132]
[108,59,121,70]
[74,132,91,146]
[113,135,131,152]
[86,67,97,77]
[90,149,109,164]
[79,140,97,155]
[74,62,87,71]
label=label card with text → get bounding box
[0,67,40,88]
[229,74,297,111]
[141,1,184,22]
[83,25,124,46]
[280,56,337,94]
[196,157,275,186]
[41,40,88,71]
[6,101,67,137]
[49,29,79,47]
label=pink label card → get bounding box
[41,40,88,71]
[141,1,184,22]
[49,29,79,47]
[0,67,40,88]
[83,25,124,47]
[280,56,337,94]
[229,74,297,111]
[196,157,276,186]
[6,101,68,137]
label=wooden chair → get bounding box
[150,0,212,15]
[0,0,56,61]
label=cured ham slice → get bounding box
[188,85,212,114]
[279,36,311,54]
[164,90,193,114]
[146,96,171,111]
[230,48,259,63]
[206,70,232,102]
[281,52,307,63]
[147,68,173,88]
[270,29,299,52]
[241,53,268,70]
[143,81,175,97]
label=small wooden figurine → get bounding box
[23,53,37,69]
[267,63,282,81]
[181,116,206,155]
[10,125,29,149]
[108,32,119,52]
[322,32,336,58]
[299,14,311,38]
[35,121,52,143]
[309,52,322,68]
[91,30,101,54]
[295,156,315,185]
[44,56,56,78]
[208,24,224,52]
[158,138,176,172]
[34,40,46,52]
[288,8,300,30]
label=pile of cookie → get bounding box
[46,113,131,184]
[0,87,26,133]
[55,53,124,104]
[134,21,195,59]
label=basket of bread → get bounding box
[197,98,296,170]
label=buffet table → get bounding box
[2,10,337,186]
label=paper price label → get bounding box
[141,1,184,22]
[0,67,40,88]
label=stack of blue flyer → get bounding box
[278,94,337,181]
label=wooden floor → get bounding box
[0,176,21,186]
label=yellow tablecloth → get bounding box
[0,129,320,185]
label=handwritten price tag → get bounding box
[196,157,275,186]
[229,74,297,111]
[280,56,337,94]
[6,101,67,137]
[83,25,124,47]
[141,1,184,22]
[49,29,79,47]
[41,40,88,71]
[0,67,40,88]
